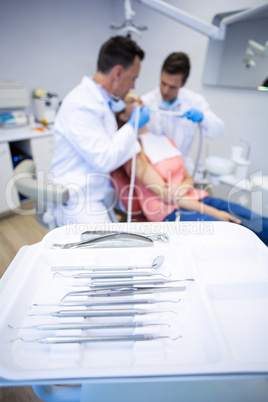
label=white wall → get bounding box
[112,0,268,176]
[1,0,267,176]
[0,0,112,101]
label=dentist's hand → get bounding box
[182,108,204,123]
[128,105,150,129]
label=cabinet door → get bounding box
[30,135,54,177]
[0,142,20,213]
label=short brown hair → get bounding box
[161,52,190,84]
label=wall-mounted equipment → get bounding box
[203,5,268,89]
[134,1,268,43]
[113,1,268,90]
[244,39,268,69]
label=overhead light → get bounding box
[258,78,268,91]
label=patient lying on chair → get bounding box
[112,92,268,246]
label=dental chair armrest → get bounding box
[13,159,69,205]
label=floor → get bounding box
[0,202,48,401]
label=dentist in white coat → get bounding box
[142,52,224,173]
[50,36,149,226]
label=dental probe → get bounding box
[12,334,182,344]
[73,278,194,288]
[53,271,170,279]
[9,322,170,331]
[31,298,181,308]
[61,286,186,300]
[50,255,165,272]
[28,308,179,318]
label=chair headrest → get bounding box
[13,159,69,204]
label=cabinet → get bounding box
[0,142,20,212]
[0,126,54,214]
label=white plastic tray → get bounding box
[0,222,267,381]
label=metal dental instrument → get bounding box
[51,255,165,272]
[61,286,187,300]
[51,232,153,249]
[80,230,169,243]
[12,334,182,344]
[151,108,183,117]
[74,278,194,288]
[31,298,181,308]
[28,308,179,318]
[8,322,170,331]
[53,271,170,280]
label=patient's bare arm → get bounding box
[177,198,241,223]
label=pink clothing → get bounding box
[124,138,208,222]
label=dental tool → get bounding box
[51,255,165,272]
[31,298,181,308]
[61,286,186,300]
[8,322,170,331]
[51,232,153,249]
[11,334,182,344]
[80,230,169,243]
[53,271,170,280]
[73,278,194,288]
[151,108,183,117]
[28,308,179,318]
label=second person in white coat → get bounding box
[142,52,224,173]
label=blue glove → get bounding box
[128,105,150,129]
[182,108,204,123]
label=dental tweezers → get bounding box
[51,233,153,249]
[80,230,169,243]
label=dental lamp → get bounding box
[135,1,268,41]
[112,1,268,44]
[110,0,147,37]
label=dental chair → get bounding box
[13,159,123,232]
[13,159,69,231]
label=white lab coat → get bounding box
[141,87,224,172]
[50,76,140,225]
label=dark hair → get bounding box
[115,111,124,129]
[161,52,190,84]
[97,36,145,74]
